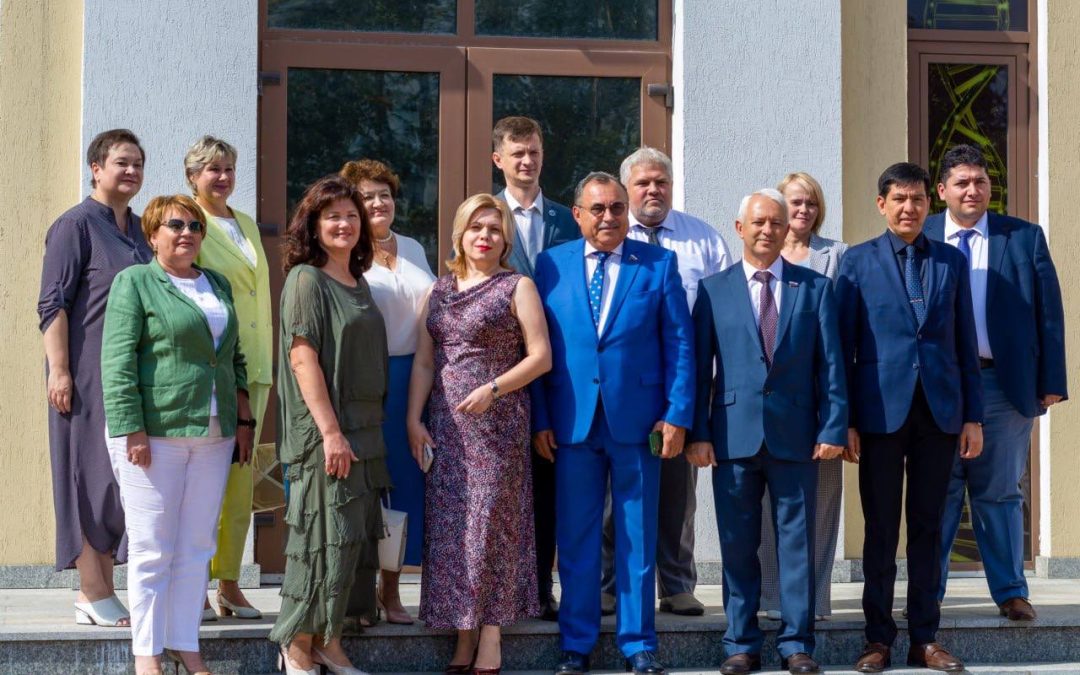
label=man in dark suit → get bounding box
[491,115,579,621]
[532,171,694,675]
[837,163,983,673]
[687,189,847,675]
[924,144,1067,620]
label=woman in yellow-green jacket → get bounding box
[102,194,253,675]
[185,136,273,621]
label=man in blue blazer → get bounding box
[837,163,983,673]
[492,115,580,621]
[925,144,1067,621]
[532,171,694,675]
[687,189,847,675]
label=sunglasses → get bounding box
[163,218,204,234]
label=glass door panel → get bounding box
[286,68,442,271]
[466,48,669,201]
[491,74,641,206]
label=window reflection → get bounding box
[268,0,455,34]
[477,0,657,40]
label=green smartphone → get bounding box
[648,430,663,457]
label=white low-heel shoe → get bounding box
[74,596,129,627]
[216,594,262,619]
[313,647,369,675]
[278,648,318,675]
[201,607,218,622]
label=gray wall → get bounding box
[673,0,845,565]
[81,0,259,217]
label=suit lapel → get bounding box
[599,242,642,341]
[873,234,919,329]
[775,260,799,347]
[986,213,1008,301]
[725,264,762,348]
[152,260,215,346]
[205,211,256,271]
[562,241,595,337]
[509,228,533,277]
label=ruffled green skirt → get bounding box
[269,427,392,646]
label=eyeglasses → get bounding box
[163,218,204,234]
[579,201,627,218]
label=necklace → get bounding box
[374,230,395,244]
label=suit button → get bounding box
[250,322,257,328]
[912,363,919,369]
[209,358,217,367]
[762,388,771,396]
[597,346,604,353]
[249,290,256,297]
[917,333,923,340]
[593,377,600,384]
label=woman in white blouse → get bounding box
[340,159,435,626]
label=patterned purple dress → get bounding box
[419,271,539,629]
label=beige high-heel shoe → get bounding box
[313,646,369,675]
[277,647,318,675]
[163,648,211,675]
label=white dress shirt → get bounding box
[742,256,784,328]
[628,208,732,309]
[584,240,623,335]
[504,189,546,265]
[364,233,435,356]
[944,211,991,359]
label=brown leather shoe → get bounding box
[999,596,1037,621]
[720,652,761,675]
[781,652,820,673]
[906,642,964,672]
[854,642,891,673]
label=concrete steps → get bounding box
[3,579,1080,674]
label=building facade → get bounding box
[2,0,1079,582]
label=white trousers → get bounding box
[107,418,233,655]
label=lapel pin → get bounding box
[787,281,799,287]
[629,254,639,262]
[548,209,556,216]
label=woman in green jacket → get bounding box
[102,194,254,675]
[186,135,273,621]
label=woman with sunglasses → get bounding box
[102,195,254,675]
[186,135,273,622]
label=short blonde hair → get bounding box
[777,171,827,234]
[184,135,238,194]
[445,194,516,278]
[142,194,204,241]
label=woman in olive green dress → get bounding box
[270,175,390,675]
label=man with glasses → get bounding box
[492,115,579,622]
[598,147,732,619]
[531,172,694,675]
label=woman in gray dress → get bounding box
[38,129,153,627]
[759,171,848,620]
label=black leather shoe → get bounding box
[539,594,559,621]
[624,650,665,674]
[555,650,590,675]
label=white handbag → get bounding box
[378,495,408,572]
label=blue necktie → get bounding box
[589,251,611,328]
[955,228,976,264]
[904,244,927,325]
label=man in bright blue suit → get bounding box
[687,189,847,675]
[924,144,1067,621]
[837,163,983,674]
[492,115,580,621]
[532,171,694,675]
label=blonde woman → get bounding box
[184,135,273,621]
[407,194,551,674]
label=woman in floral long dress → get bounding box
[407,193,551,674]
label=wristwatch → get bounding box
[489,380,500,399]
[237,417,257,428]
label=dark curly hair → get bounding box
[282,175,373,278]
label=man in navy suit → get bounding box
[837,163,983,673]
[492,115,580,621]
[687,189,847,675]
[532,171,694,675]
[925,144,1067,621]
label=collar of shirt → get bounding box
[944,209,988,242]
[584,240,625,260]
[503,188,544,216]
[886,229,929,255]
[741,255,784,284]
[629,210,676,233]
